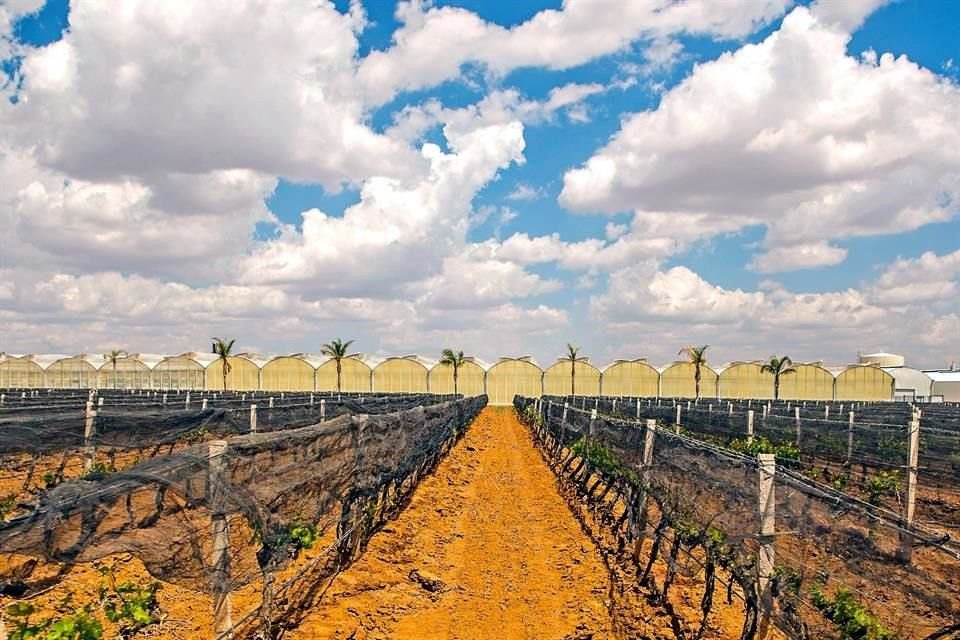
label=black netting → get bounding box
[0,395,485,636]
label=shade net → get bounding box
[518,396,960,640]
[0,395,485,619]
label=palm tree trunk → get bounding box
[454,368,458,396]
[113,362,117,390]
[695,365,701,399]
[336,359,342,392]
[774,376,779,401]
[571,363,576,396]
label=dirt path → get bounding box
[288,406,614,640]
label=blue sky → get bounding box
[1,0,957,368]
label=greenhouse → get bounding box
[260,355,318,392]
[97,354,154,390]
[659,361,719,398]
[0,355,45,388]
[777,362,835,401]
[600,359,659,397]
[372,356,430,393]
[542,359,601,397]
[316,356,372,392]
[428,358,487,396]
[152,354,206,390]
[205,354,264,391]
[486,357,543,405]
[834,364,895,401]
[45,355,98,389]
[718,362,773,399]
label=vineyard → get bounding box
[0,388,957,639]
[515,395,960,640]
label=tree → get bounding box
[211,338,236,392]
[321,339,356,393]
[561,344,589,396]
[104,349,127,389]
[439,349,466,396]
[678,345,710,399]
[761,355,796,401]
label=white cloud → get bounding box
[750,242,848,273]
[358,0,792,104]
[809,0,890,32]
[560,7,960,271]
[867,250,960,306]
[506,182,546,201]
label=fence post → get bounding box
[728,402,733,415]
[202,398,208,411]
[636,399,641,419]
[757,453,776,633]
[310,393,314,405]
[675,405,681,431]
[846,411,855,462]
[897,417,920,563]
[747,409,755,444]
[268,396,274,409]
[97,397,104,409]
[824,405,829,420]
[320,399,326,423]
[208,440,233,637]
[0,394,4,406]
[638,418,657,530]
[162,393,167,406]
[185,391,191,409]
[563,402,569,423]
[83,400,97,472]
[249,404,258,433]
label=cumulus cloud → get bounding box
[560,7,960,271]
[749,242,848,273]
[358,0,792,104]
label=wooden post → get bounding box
[208,440,233,637]
[320,399,326,423]
[846,411,855,462]
[747,410,755,444]
[757,453,776,632]
[249,404,258,433]
[897,417,920,563]
[83,400,97,472]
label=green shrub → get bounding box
[811,581,897,640]
[289,523,320,550]
[865,471,900,506]
[0,494,16,521]
[727,436,800,460]
[5,602,103,640]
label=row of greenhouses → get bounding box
[0,353,895,403]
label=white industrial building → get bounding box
[860,352,937,403]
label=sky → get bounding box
[0,0,957,369]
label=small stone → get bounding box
[408,568,445,592]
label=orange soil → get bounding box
[287,407,615,640]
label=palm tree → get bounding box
[212,338,236,391]
[678,345,710,399]
[321,339,356,393]
[561,343,589,396]
[439,349,466,396]
[761,355,796,401]
[104,349,127,389]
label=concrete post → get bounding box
[249,404,258,433]
[320,399,326,423]
[208,440,233,637]
[268,396,274,409]
[675,405,681,431]
[846,411,855,462]
[757,453,776,632]
[83,400,97,472]
[202,398,208,411]
[563,402,569,423]
[897,418,920,563]
[824,405,830,420]
[747,410,755,444]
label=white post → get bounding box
[897,417,920,563]
[268,396,274,409]
[208,440,233,637]
[757,453,776,630]
[0,394,4,406]
[320,399,326,423]
[747,410,755,444]
[310,393,314,405]
[847,411,855,462]
[675,405,681,431]
[98,397,104,409]
[162,393,167,406]
[686,400,691,411]
[563,402,569,423]
[202,398,208,411]
[83,400,97,472]
[249,404,258,433]
[824,405,829,420]
[729,402,733,415]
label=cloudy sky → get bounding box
[0,0,957,368]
